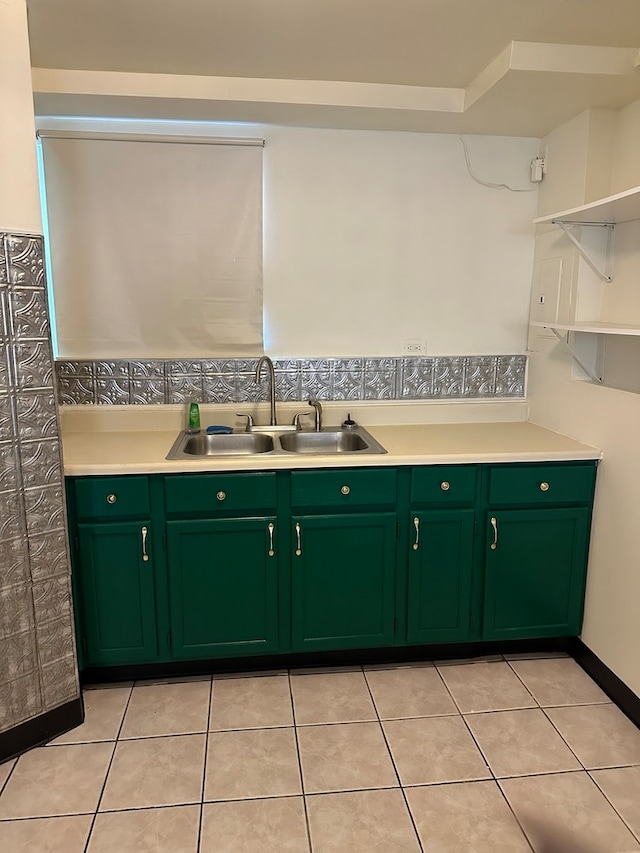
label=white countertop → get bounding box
[60,416,601,476]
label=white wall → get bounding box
[36,118,539,358]
[528,101,640,697]
[0,0,42,233]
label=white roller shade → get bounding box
[39,133,263,358]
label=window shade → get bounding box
[39,134,263,358]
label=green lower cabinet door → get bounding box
[77,521,158,666]
[291,513,396,652]
[483,507,590,640]
[407,509,475,644]
[166,517,279,659]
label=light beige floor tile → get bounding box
[306,788,421,852]
[209,675,293,730]
[383,716,490,786]
[119,681,210,738]
[406,780,532,852]
[88,805,200,852]
[546,704,640,768]
[135,674,211,686]
[509,657,610,706]
[201,797,309,852]
[291,671,376,725]
[465,708,581,777]
[99,734,205,810]
[0,757,16,790]
[205,727,301,801]
[0,742,114,818]
[501,771,640,853]
[591,766,640,840]
[365,665,457,719]
[437,660,536,713]
[298,722,398,793]
[0,814,93,853]
[50,686,132,744]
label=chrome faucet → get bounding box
[308,398,323,431]
[255,355,277,426]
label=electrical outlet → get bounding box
[402,339,427,356]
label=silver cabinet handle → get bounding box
[216,490,226,501]
[413,516,420,551]
[106,493,117,504]
[540,481,550,492]
[268,522,275,557]
[341,485,351,495]
[440,481,450,491]
[141,526,149,562]
[295,522,302,556]
[490,516,498,550]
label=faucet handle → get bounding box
[236,413,255,432]
[292,410,314,430]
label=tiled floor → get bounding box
[1,654,640,851]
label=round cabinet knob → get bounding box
[440,481,450,492]
[340,485,351,495]
[539,482,550,492]
[106,493,117,504]
[216,490,227,501]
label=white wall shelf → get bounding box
[531,320,640,337]
[534,184,640,226]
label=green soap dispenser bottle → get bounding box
[188,401,201,432]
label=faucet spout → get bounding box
[255,355,277,426]
[308,398,323,432]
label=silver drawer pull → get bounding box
[268,522,275,557]
[216,490,226,501]
[106,493,117,504]
[295,522,302,556]
[413,516,420,551]
[341,485,351,495]
[490,516,498,550]
[540,482,550,492]
[141,526,149,562]
[440,481,450,491]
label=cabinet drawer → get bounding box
[488,464,596,506]
[165,472,277,514]
[411,466,477,504]
[74,476,150,519]
[291,468,397,508]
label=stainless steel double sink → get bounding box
[166,425,387,459]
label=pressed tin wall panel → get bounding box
[0,233,79,734]
[56,354,527,405]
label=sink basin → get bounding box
[279,427,386,455]
[167,431,275,458]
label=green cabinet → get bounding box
[482,508,590,640]
[66,458,597,672]
[166,517,280,658]
[482,462,597,640]
[164,471,280,659]
[291,513,397,652]
[69,475,158,667]
[407,509,475,644]
[290,468,398,652]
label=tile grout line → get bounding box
[288,670,314,853]
[361,666,425,853]
[82,682,135,853]
[196,676,214,853]
[587,769,640,845]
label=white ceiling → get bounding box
[26,0,640,136]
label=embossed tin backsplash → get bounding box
[0,233,79,735]
[56,354,526,405]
